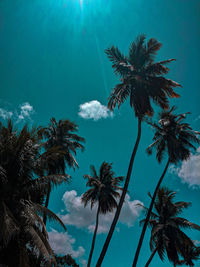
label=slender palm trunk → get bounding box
[96,118,142,267]
[145,246,158,267]
[132,158,170,267]
[43,182,51,226]
[87,204,101,267]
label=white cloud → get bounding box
[171,149,200,188]
[17,102,34,121]
[0,108,13,120]
[48,229,85,258]
[59,190,143,234]
[0,102,34,122]
[78,100,113,121]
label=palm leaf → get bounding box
[24,226,52,263]
[32,203,66,231]
[172,217,200,231]
[0,202,20,245]
[105,46,128,76]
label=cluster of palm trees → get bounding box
[93,35,200,266]
[0,119,84,266]
[0,34,200,267]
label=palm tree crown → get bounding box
[42,117,85,173]
[82,162,123,267]
[106,34,181,118]
[146,106,200,163]
[41,118,85,227]
[82,162,123,213]
[143,187,200,266]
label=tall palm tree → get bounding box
[0,120,67,267]
[132,107,200,266]
[96,35,181,266]
[142,188,200,266]
[82,162,123,267]
[42,118,85,225]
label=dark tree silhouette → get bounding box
[82,162,123,267]
[133,107,200,266]
[0,120,67,267]
[142,188,200,266]
[97,35,181,266]
[42,118,84,226]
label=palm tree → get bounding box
[142,188,200,266]
[133,107,200,266]
[96,35,181,266]
[0,120,67,266]
[82,162,123,267]
[42,118,85,225]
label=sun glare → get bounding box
[79,0,83,9]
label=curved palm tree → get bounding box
[0,120,67,266]
[42,118,85,225]
[142,188,200,266]
[82,162,123,267]
[133,107,200,266]
[96,35,181,266]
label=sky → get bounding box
[0,0,200,266]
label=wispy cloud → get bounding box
[0,108,13,120]
[48,229,85,258]
[78,100,113,121]
[170,148,200,188]
[0,101,34,123]
[17,102,34,122]
[59,190,143,234]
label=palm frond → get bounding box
[0,202,20,245]
[146,38,162,57]
[172,217,200,231]
[105,46,128,76]
[108,83,130,111]
[24,226,52,263]
[32,203,66,231]
[24,174,70,195]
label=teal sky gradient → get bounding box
[0,0,200,266]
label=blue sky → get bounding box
[0,0,200,266]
